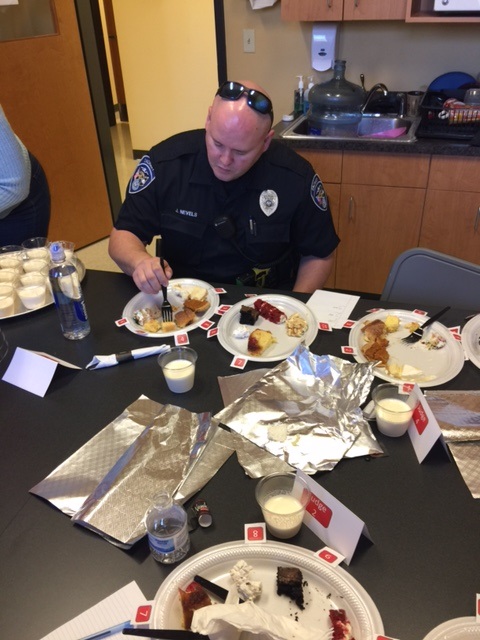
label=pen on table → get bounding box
[78,620,133,640]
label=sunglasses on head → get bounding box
[216,81,273,120]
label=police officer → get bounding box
[109,80,339,294]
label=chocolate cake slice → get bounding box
[239,305,260,325]
[276,566,304,609]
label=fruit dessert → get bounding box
[276,566,304,610]
[329,609,355,640]
[179,581,212,630]
[247,328,275,356]
[254,299,287,324]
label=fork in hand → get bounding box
[401,306,450,344]
[155,237,173,323]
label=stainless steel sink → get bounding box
[280,114,420,143]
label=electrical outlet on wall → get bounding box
[243,29,255,53]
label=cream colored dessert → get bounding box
[286,312,308,337]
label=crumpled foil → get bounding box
[215,344,384,474]
[31,396,235,548]
[426,390,480,498]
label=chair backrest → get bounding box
[381,248,480,310]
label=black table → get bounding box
[1,270,479,640]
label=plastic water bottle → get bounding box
[49,242,90,340]
[145,492,190,564]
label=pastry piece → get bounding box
[361,337,389,365]
[329,608,355,640]
[361,319,386,341]
[175,307,196,328]
[184,298,210,314]
[286,312,308,337]
[253,299,287,324]
[179,581,212,630]
[247,328,275,356]
[188,285,207,301]
[384,315,400,333]
[161,321,177,333]
[132,305,161,326]
[239,305,260,325]
[143,318,161,333]
[276,566,304,610]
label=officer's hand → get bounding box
[132,256,173,294]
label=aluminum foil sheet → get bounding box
[426,390,480,498]
[215,344,383,474]
[31,396,235,548]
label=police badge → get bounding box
[128,155,155,194]
[259,189,278,216]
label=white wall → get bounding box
[112,0,218,151]
[224,1,480,119]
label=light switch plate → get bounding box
[243,28,255,53]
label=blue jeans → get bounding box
[0,153,51,246]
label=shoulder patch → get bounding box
[310,174,328,211]
[128,155,155,194]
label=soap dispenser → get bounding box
[303,76,314,115]
[294,75,304,118]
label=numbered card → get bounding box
[231,355,247,369]
[299,470,371,565]
[315,546,345,567]
[174,332,190,346]
[476,593,480,622]
[134,603,154,626]
[407,384,448,463]
[244,523,267,543]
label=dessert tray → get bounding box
[0,258,86,320]
[217,294,318,362]
[349,309,465,388]
[422,616,480,640]
[151,540,384,637]
[121,278,220,338]
[461,314,480,370]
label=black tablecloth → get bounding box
[1,270,479,640]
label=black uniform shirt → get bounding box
[115,129,340,285]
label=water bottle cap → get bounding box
[50,242,66,263]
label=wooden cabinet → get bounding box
[293,146,480,295]
[419,156,480,263]
[281,0,343,22]
[343,0,407,20]
[282,0,407,21]
[294,150,429,294]
[336,152,428,293]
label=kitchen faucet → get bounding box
[361,83,389,113]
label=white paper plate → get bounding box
[152,540,384,637]
[121,278,220,338]
[422,616,480,640]
[349,309,465,388]
[0,258,86,320]
[217,294,318,362]
[461,314,480,370]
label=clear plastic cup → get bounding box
[23,258,49,273]
[0,283,15,317]
[255,472,311,539]
[0,255,22,270]
[19,272,47,287]
[372,383,417,437]
[17,283,47,310]
[158,347,197,393]
[0,268,20,285]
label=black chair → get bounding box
[381,248,480,310]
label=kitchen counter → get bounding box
[275,118,480,157]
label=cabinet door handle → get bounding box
[348,195,355,222]
[327,0,332,8]
[475,206,480,233]
[355,0,359,6]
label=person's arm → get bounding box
[108,228,172,294]
[0,105,31,216]
[293,252,335,293]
